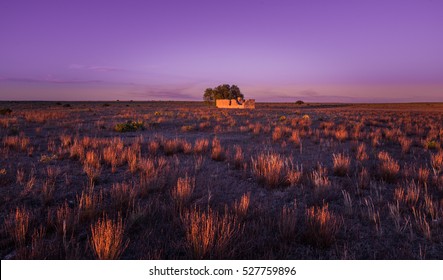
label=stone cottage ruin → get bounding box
[215,97,255,109]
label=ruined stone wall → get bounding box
[243,99,255,109]
[215,99,255,109]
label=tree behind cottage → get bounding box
[203,84,244,104]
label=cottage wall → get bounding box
[215,99,255,109]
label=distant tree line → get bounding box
[203,84,244,103]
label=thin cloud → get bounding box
[299,90,320,97]
[69,64,124,72]
[0,77,103,84]
[128,85,199,100]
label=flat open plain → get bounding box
[1,101,442,259]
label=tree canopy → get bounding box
[203,84,244,103]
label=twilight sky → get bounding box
[1,0,443,102]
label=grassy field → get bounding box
[1,101,442,259]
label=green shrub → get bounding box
[426,140,439,150]
[295,100,304,105]
[0,108,12,115]
[114,121,144,132]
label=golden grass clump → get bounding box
[77,190,103,222]
[69,139,85,160]
[233,145,244,169]
[289,130,301,147]
[3,135,30,152]
[272,126,284,141]
[211,137,224,161]
[55,201,75,235]
[163,138,182,155]
[286,165,303,187]
[356,143,369,162]
[123,146,139,173]
[182,140,193,154]
[430,151,443,174]
[378,151,400,182]
[305,204,340,248]
[399,136,412,154]
[83,150,101,185]
[4,207,31,247]
[233,192,250,218]
[417,167,430,184]
[181,207,239,259]
[60,134,72,148]
[252,123,261,135]
[332,153,351,176]
[395,180,420,207]
[251,151,289,188]
[334,128,348,142]
[148,140,160,154]
[194,138,209,153]
[171,174,195,208]
[23,111,66,123]
[102,139,124,172]
[90,214,129,260]
[138,157,169,195]
[309,165,331,189]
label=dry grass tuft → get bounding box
[305,204,340,248]
[83,150,101,185]
[233,192,250,218]
[251,151,289,188]
[378,151,400,182]
[310,164,331,189]
[171,174,195,208]
[357,167,370,189]
[77,189,103,222]
[289,130,301,147]
[417,167,430,184]
[272,127,284,141]
[90,214,129,260]
[334,128,348,142]
[430,151,443,175]
[55,201,75,235]
[194,138,209,153]
[286,164,303,187]
[4,207,31,247]
[332,153,351,176]
[362,197,382,235]
[356,143,369,162]
[163,138,182,155]
[181,207,239,259]
[412,208,431,240]
[233,145,244,169]
[3,135,30,152]
[211,137,224,161]
[399,137,412,154]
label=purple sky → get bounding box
[1,0,443,102]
